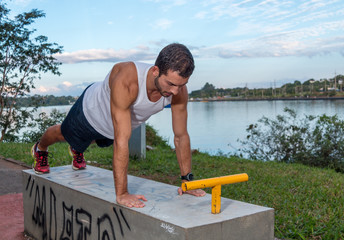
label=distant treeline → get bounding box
[13,75,344,106]
[190,75,344,100]
[15,95,77,107]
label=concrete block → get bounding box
[22,166,274,240]
[129,123,146,159]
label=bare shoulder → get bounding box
[109,62,137,87]
[109,62,138,103]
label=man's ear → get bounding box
[152,66,160,78]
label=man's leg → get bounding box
[37,124,66,151]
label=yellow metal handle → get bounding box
[181,173,248,191]
[181,173,249,214]
[212,184,222,214]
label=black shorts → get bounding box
[61,85,113,153]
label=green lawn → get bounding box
[1,141,343,240]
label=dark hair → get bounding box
[155,43,195,78]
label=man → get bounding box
[31,43,206,208]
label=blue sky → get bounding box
[7,0,344,96]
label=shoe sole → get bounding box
[31,143,49,174]
[69,146,86,171]
[32,163,45,174]
[72,165,86,170]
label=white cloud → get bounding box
[32,82,92,96]
[13,0,33,6]
[145,0,187,11]
[52,0,344,64]
[153,19,173,30]
[194,11,208,19]
[54,47,156,64]
[54,23,344,65]
[202,34,344,59]
[34,86,60,94]
[136,45,150,51]
[200,0,343,27]
[196,0,344,59]
[172,0,187,6]
[62,81,72,87]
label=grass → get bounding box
[1,128,343,239]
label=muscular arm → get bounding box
[171,86,192,176]
[172,86,206,197]
[109,62,147,207]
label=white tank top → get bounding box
[83,62,172,139]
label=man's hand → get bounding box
[178,187,206,197]
[116,193,147,208]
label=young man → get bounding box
[31,43,205,208]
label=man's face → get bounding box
[154,70,189,97]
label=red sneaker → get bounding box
[31,142,50,174]
[68,146,86,170]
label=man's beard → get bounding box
[154,76,169,97]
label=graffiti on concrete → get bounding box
[76,208,91,240]
[25,174,131,240]
[160,222,177,235]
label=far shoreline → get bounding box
[189,96,344,102]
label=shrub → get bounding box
[21,109,66,142]
[311,115,344,172]
[240,107,344,172]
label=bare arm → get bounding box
[171,86,192,176]
[109,62,147,207]
[171,86,206,197]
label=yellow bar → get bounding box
[181,173,248,192]
[211,185,221,214]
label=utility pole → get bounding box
[334,71,337,90]
[311,81,314,94]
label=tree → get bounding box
[202,82,215,91]
[0,3,63,142]
[201,82,216,97]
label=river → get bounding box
[147,99,344,155]
[32,99,344,155]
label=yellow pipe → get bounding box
[181,173,249,214]
[212,184,221,214]
[181,173,248,192]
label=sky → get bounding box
[6,0,344,96]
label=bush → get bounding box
[311,115,344,171]
[21,109,66,142]
[240,107,344,172]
